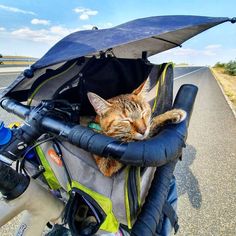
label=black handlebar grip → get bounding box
[131,160,177,236]
[0,84,198,167]
[119,122,186,166]
[68,125,119,155]
[1,97,30,119]
[0,161,30,200]
[68,122,186,166]
[173,84,198,127]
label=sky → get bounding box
[0,0,235,65]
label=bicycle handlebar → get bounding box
[0,84,198,235]
[0,84,198,167]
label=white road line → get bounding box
[174,67,205,80]
[0,86,7,90]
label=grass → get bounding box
[212,67,236,110]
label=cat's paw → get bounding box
[171,109,187,123]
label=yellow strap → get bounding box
[8,122,21,128]
[152,63,173,112]
[136,167,141,207]
[124,166,132,229]
[35,146,61,190]
[124,166,141,229]
[68,181,119,233]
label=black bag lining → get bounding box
[56,57,154,115]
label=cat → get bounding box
[87,78,186,177]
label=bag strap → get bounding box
[152,62,173,112]
[162,200,179,234]
[125,166,141,229]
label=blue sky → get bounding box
[0,0,235,65]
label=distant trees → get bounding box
[0,54,3,64]
[214,62,225,68]
[225,60,236,76]
[214,60,236,76]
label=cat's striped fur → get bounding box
[88,79,186,177]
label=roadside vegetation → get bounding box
[0,55,36,66]
[214,60,236,76]
[212,60,236,111]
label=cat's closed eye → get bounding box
[121,118,133,123]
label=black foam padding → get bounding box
[0,161,30,200]
[173,84,198,126]
[68,125,116,155]
[131,160,177,236]
[119,122,186,166]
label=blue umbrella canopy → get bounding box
[32,15,235,69]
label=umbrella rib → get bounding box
[151,36,182,47]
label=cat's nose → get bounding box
[137,126,146,135]
[134,120,147,135]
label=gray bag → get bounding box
[24,58,174,233]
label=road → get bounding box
[173,67,236,236]
[0,72,23,125]
[0,67,236,235]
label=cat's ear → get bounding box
[87,92,111,115]
[132,78,150,97]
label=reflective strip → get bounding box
[35,146,61,190]
[68,180,119,233]
[136,167,141,207]
[125,166,132,229]
[152,63,173,112]
[27,61,77,105]
[124,166,141,229]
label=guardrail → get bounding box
[0,58,37,62]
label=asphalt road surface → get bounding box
[0,67,236,235]
[0,72,22,125]
[174,67,236,236]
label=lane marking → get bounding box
[0,86,7,90]
[174,67,205,80]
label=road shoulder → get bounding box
[211,67,236,118]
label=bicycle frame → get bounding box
[0,84,197,236]
[0,178,64,236]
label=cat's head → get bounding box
[87,79,151,141]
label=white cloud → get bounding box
[0,4,36,15]
[205,44,222,49]
[203,50,216,56]
[31,18,50,25]
[161,47,219,57]
[150,45,235,66]
[11,25,82,45]
[0,27,5,31]
[73,7,98,20]
[172,48,199,56]
[49,26,80,37]
[8,20,111,45]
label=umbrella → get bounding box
[32,15,235,69]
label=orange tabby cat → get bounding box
[87,79,186,177]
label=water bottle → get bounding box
[0,121,12,147]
